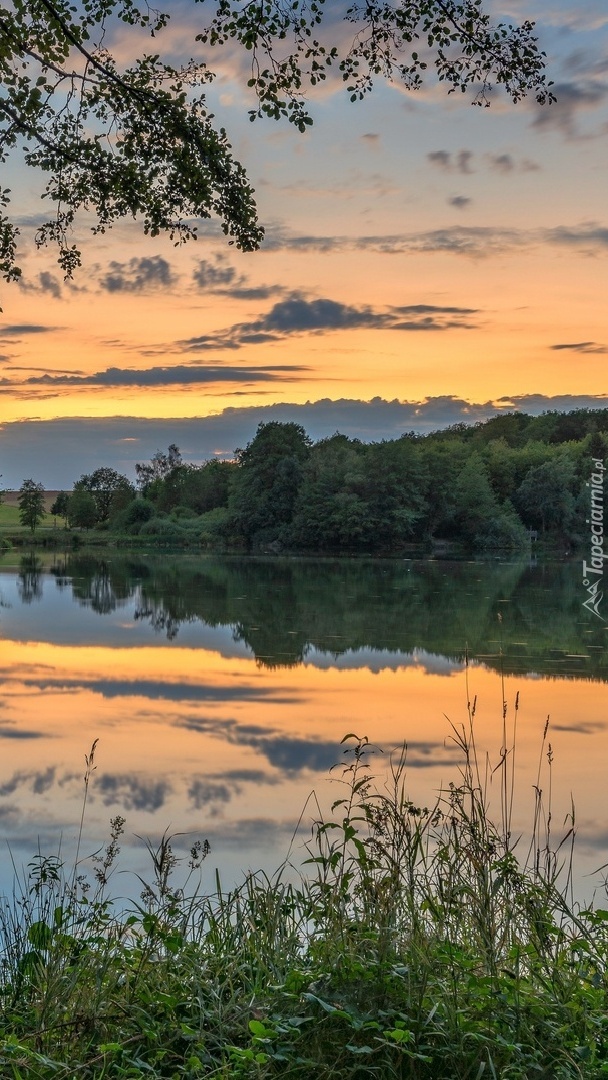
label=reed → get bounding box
[1,716,607,1079]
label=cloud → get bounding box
[188,778,233,811]
[545,225,608,251]
[427,149,474,173]
[531,80,608,138]
[7,676,298,706]
[99,256,177,293]
[234,734,341,773]
[192,255,239,290]
[448,196,471,210]
[262,221,608,258]
[95,773,171,812]
[191,255,284,300]
[24,363,310,388]
[0,324,57,335]
[5,395,608,488]
[0,767,56,797]
[179,296,480,352]
[485,152,540,174]
[18,272,63,299]
[0,726,46,739]
[551,342,608,355]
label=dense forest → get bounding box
[48,408,608,553]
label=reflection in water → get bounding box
[18,553,44,605]
[40,553,608,679]
[0,552,606,899]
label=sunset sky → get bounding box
[1,0,607,487]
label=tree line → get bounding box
[9,408,607,551]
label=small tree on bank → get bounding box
[50,490,70,527]
[18,479,46,533]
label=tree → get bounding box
[514,457,576,533]
[74,467,135,522]
[135,445,182,491]
[0,2,553,287]
[229,422,311,546]
[67,488,98,529]
[50,489,70,525]
[18,478,46,532]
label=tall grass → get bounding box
[1,714,608,1078]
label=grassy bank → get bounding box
[1,729,607,1079]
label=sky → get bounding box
[1,0,607,487]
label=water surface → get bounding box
[1,553,607,900]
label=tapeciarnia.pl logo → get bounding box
[582,458,606,620]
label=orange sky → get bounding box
[0,1,607,477]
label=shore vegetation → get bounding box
[1,715,608,1078]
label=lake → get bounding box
[1,551,607,902]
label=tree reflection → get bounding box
[39,554,608,681]
[17,554,44,604]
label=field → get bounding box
[0,490,67,531]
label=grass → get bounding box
[1,711,608,1078]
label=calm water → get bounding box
[1,552,607,900]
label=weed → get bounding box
[1,717,608,1078]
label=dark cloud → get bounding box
[236,735,341,773]
[448,196,471,210]
[192,256,238,290]
[551,722,606,734]
[188,778,233,811]
[5,395,608,488]
[99,256,177,293]
[0,726,46,739]
[19,272,63,299]
[263,224,521,257]
[179,296,479,352]
[190,256,284,301]
[427,150,451,169]
[263,222,608,259]
[551,342,608,355]
[9,676,297,706]
[531,80,608,138]
[95,773,171,812]
[24,363,310,388]
[427,150,474,173]
[211,768,281,785]
[489,153,515,173]
[545,225,608,251]
[0,324,57,335]
[0,767,56,797]
[485,154,540,174]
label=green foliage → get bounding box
[3,727,608,1078]
[135,444,183,492]
[113,496,156,534]
[18,408,608,553]
[230,421,312,547]
[17,478,45,532]
[514,456,577,533]
[75,467,135,523]
[0,2,552,285]
[49,489,69,522]
[67,487,97,529]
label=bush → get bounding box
[474,511,529,552]
[113,498,156,534]
[139,517,187,544]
